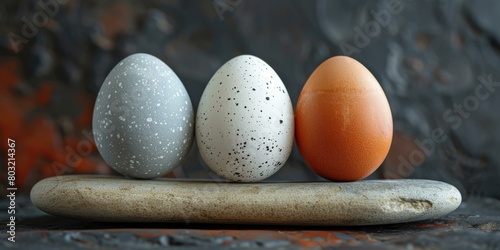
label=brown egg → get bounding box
[295,56,393,181]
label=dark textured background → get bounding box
[1,0,500,200]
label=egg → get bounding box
[295,56,392,181]
[92,53,194,179]
[196,55,294,182]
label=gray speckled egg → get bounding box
[93,53,194,179]
[196,55,294,182]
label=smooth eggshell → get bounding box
[93,53,194,179]
[295,56,393,181]
[196,55,294,182]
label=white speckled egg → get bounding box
[93,53,194,179]
[196,55,294,182]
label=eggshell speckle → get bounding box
[93,53,194,179]
[196,55,294,182]
[296,56,393,181]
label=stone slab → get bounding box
[30,175,462,226]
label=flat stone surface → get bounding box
[30,175,461,226]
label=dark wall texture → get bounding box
[1,0,499,199]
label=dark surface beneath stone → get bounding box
[1,196,500,249]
